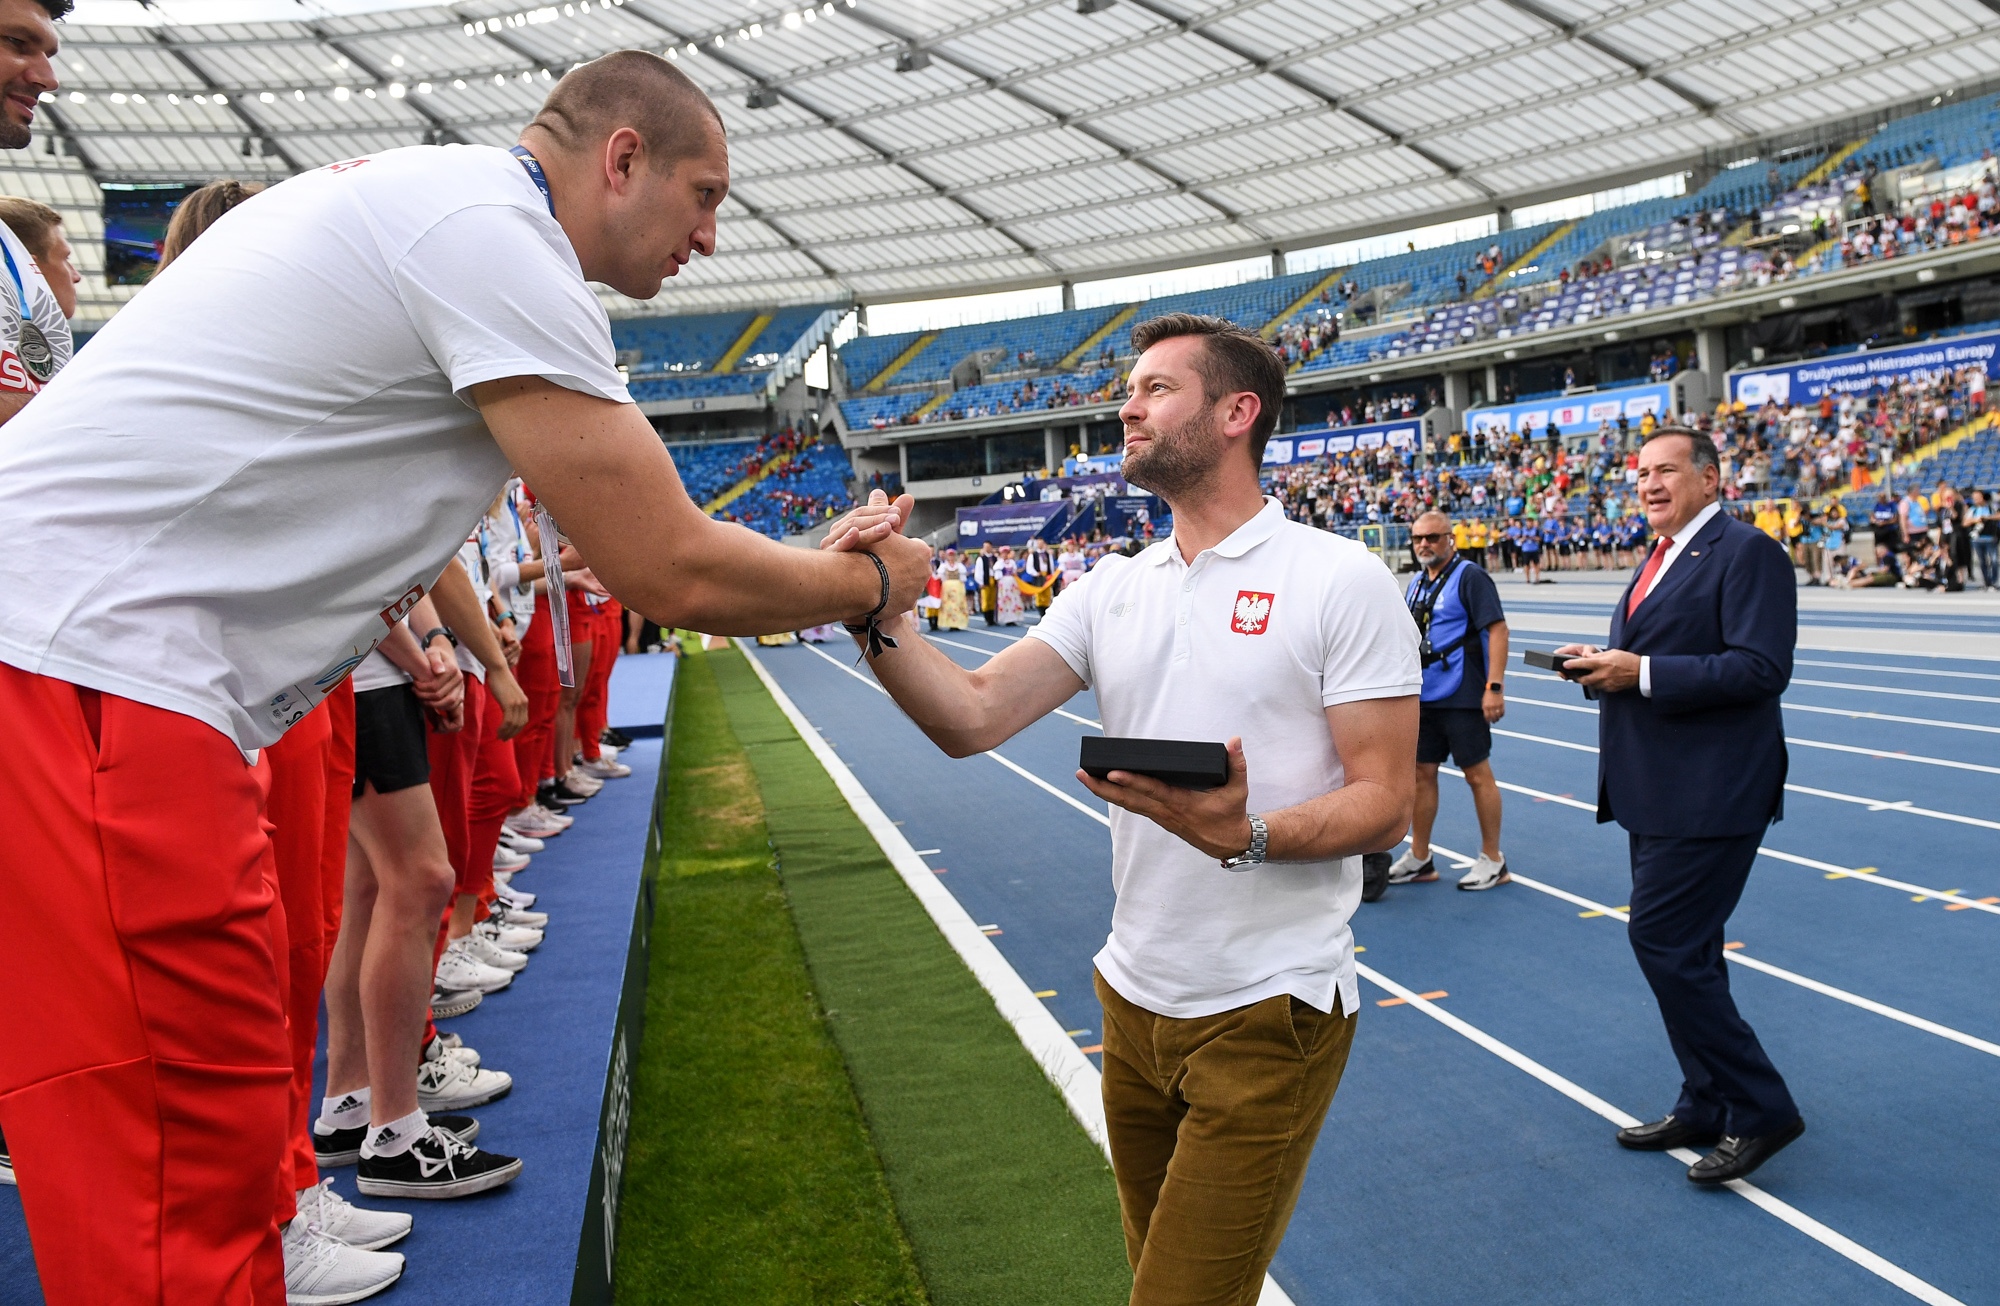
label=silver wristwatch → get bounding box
[1220,813,1268,870]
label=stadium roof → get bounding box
[23,0,2000,323]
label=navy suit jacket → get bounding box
[1596,509,1795,838]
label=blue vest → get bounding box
[1406,561,1475,702]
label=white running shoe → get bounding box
[296,1177,411,1252]
[504,808,564,839]
[490,900,548,930]
[462,930,529,972]
[576,755,632,780]
[1386,849,1438,884]
[560,767,604,796]
[436,939,513,994]
[430,986,482,1019]
[478,916,543,952]
[425,1032,480,1069]
[492,845,530,874]
[533,802,574,830]
[494,879,536,910]
[416,1045,513,1112]
[283,1212,404,1305]
[1457,854,1511,891]
[498,828,544,854]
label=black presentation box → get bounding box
[1079,736,1230,791]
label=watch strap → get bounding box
[1220,812,1268,870]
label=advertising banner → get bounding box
[1464,380,1672,441]
[955,501,1065,546]
[1728,330,1999,406]
[1263,417,1422,466]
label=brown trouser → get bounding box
[1096,971,1357,1306]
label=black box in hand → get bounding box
[1079,736,1230,791]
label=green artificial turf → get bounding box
[613,648,928,1306]
[711,645,1133,1306]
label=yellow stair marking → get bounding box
[1721,220,1755,247]
[1261,267,1350,340]
[712,312,772,375]
[1833,412,1997,499]
[1060,304,1139,371]
[1800,138,1869,188]
[911,390,950,421]
[864,332,937,393]
[704,449,796,515]
[1474,222,1573,299]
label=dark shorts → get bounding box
[1417,705,1492,767]
[352,684,431,797]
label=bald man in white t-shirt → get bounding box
[0,51,929,1304]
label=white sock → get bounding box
[316,1087,370,1134]
[359,1108,429,1160]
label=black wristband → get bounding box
[422,625,458,649]
[846,553,899,661]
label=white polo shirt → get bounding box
[1027,497,1420,1019]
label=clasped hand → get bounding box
[819,489,934,623]
[1076,736,1256,863]
[1552,643,1641,692]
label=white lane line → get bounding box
[797,638,1113,824]
[1797,658,2000,683]
[739,640,1298,1306]
[1783,734,2000,776]
[1436,766,2000,917]
[1356,959,1965,1306]
[1510,629,2000,665]
[1792,677,2000,706]
[1435,842,2000,1062]
[922,633,1103,728]
[1779,702,2000,736]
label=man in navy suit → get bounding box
[1556,427,1804,1185]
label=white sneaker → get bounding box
[595,741,621,762]
[283,1212,404,1305]
[492,845,530,873]
[504,808,564,839]
[296,1177,411,1252]
[478,916,543,952]
[499,828,544,854]
[425,1031,480,1068]
[1386,849,1437,884]
[1457,853,1511,891]
[560,767,603,796]
[462,930,529,972]
[436,939,513,993]
[532,802,573,831]
[576,755,632,780]
[491,900,548,930]
[416,1043,513,1111]
[494,880,536,910]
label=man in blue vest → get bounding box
[1386,510,1511,891]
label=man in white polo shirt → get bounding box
[832,312,1418,1302]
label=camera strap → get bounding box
[1408,556,1470,668]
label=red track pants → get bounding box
[468,675,522,906]
[0,664,290,1305]
[425,687,483,1043]
[513,610,559,805]
[577,603,621,762]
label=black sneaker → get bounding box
[356,1125,521,1200]
[537,781,586,809]
[314,1112,479,1169]
[1361,852,1391,903]
[0,1126,13,1186]
[601,727,632,749]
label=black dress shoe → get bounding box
[1616,1114,1722,1152]
[1688,1118,1805,1185]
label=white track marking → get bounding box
[1357,959,1965,1306]
[1797,658,2000,683]
[1782,735,2000,776]
[1491,718,2000,831]
[1779,703,2000,736]
[1435,842,2000,1061]
[742,640,1296,1306]
[1792,677,2000,706]
[1436,767,2000,916]
[796,639,1112,822]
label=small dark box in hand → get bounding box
[1079,737,1230,791]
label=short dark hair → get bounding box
[1643,424,1720,476]
[1129,312,1287,460]
[33,0,72,18]
[529,50,723,169]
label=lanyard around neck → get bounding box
[509,146,555,217]
[0,239,28,320]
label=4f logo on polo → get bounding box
[1230,591,1275,635]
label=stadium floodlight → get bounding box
[1077,0,1116,11]
[895,48,930,73]
[746,86,780,109]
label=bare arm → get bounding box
[856,612,1087,757]
[472,377,931,633]
[1079,695,1419,862]
[1483,620,1508,723]
[0,391,29,427]
[430,557,529,739]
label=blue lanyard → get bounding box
[509,146,555,217]
[0,238,28,321]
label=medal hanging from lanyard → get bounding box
[534,501,577,688]
[0,240,54,384]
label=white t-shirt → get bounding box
[0,219,71,393]
[1028,498,1420,1019]
[0,144,630,748]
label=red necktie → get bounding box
[1627,536,1673,617]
